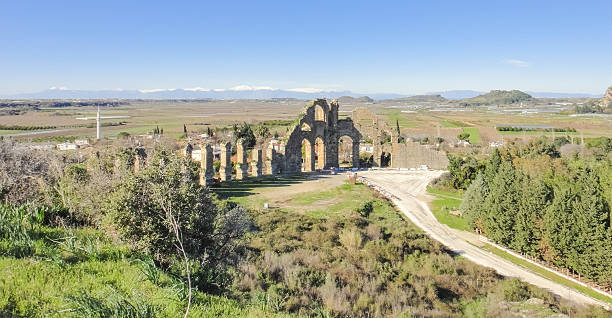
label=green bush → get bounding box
[0,204,34,258]
[108,151,253,291]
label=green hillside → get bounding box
[459,90,533,106]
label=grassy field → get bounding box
[462,127,481,144]
[381,109,420,129]
[440,121,467,128]
[481,244,612,306]
[0,227,284,317]
[426,187,469,231]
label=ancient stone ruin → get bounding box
[351,107,449,169]
[281,99,362,172]
[171,98,449,185]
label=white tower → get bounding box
[96,106,101,140]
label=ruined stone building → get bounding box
[351,107,449,169]
[156,99,449,185]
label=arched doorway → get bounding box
[302,139,313,172]
[381,152,392,168]
[338,136,354,167]
[314,137,325,170]
[315,105,326,122]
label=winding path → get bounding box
[359,170,610,309]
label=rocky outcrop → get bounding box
[601,85,612,108]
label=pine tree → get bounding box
[512,176,551,256]
[544,182,577,267]
[396,119,400,135]
[571,168,610,279]
[483,161,520,245]
[460,173,489,232]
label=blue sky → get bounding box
[1,0,611,95]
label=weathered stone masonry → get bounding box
[282,99,362,173]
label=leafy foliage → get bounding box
[457,137,612,286]
[108,151,254,291]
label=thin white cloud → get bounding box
[287,87,325,93]
[229,85,275,91]
[139,88,176,93]
[49,86,68,90]
[504,59,530,68]
[184,87,210,91]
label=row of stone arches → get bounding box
[301,135,357,172]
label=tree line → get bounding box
[439,137,612,287]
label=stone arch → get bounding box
[314,136,325,170]
[315,104,326,122]
[338,135,356,167]
[381,151,392,168]
[283,99,360,173]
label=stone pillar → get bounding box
[219,142,232,181]
[199,144,214,186]
[134,148,147,173]
[236,138,248,180]
[303,140,314,172]
[352,140,360,168]
[183,143,193,158]
[373,141,381,167]
[251,148,262,177]
[266,146,278,175]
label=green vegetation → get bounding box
[459,90,533,106]
[446,138,612,289]
[382,109,420,129]
[440,121,466,128]
[0,124,56,130]
[482,244,612,305]
[462,127,481,143]
[1,137,610,317]
[496,126,577,132]
[427,187,469,231]
[0,204,278,317]
[574,99,612,114]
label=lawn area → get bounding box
[481,244,612,306]
[0,227,280,317]
[440,121,466,128]
[382,109,420,129]
[426,187,470,231]
[0,129,28,136]
[462,127,481,143]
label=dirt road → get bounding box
[359,170,610,309]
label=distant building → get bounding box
[360,143,373,153]
[56,142,78,151]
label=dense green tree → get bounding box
[483,161,521,245]
[232,122,256,148]
[460,173,489,231]
[571,169,610,279]
[108,150,254,290]
[511,177,550,256]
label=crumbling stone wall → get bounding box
[352,107,449,169]
[282,99,362,173]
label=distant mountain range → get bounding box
[1,87,602,100]
[1,88,405,100]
